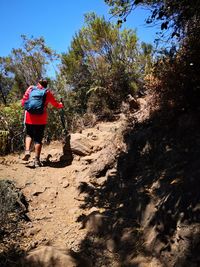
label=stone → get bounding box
[88,207,99,213]
[23,246,91,267]
[26,227,41,237]
[32,187,46,196]
[30,241,38,249]
[63,181,70,188]
[106,238,115,252]
[85,212,107,234]
[96,176,107,186]
[91,135,98,140]
[71,139,93,156]
[82,156,94,163]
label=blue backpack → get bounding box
[24,86,47,114]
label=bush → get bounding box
[45,107,64,141]
[0,102,69,153]
[0,102,24,154]
[0,131,9,155]
[0,180,27,236]
[150,29,200,118]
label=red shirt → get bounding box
[21,85,63,125]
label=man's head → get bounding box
[38,79,48,88]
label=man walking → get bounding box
[21,79,63,167]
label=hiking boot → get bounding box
[22,150,31,161]
[34,159,42,168]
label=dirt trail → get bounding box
[0,120,126,263]
[2,95,199,267]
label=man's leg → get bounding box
[22,125,32,161]
[34,143,42,160]
[34,125,45,167]
[34,143,42,167]
[25,136,32,151]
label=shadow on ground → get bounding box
[76,109,200,266]
[43,134,74,168]
[24,159,73,169]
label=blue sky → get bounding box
[1,0,158,76]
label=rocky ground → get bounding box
[0,116,130,267]
[0,94,200,267]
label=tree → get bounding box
[105,1,200,107]
[3,35,58,100]
[59,13,152,116]
[0,57,14,105]
[105,0,200,39]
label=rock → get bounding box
[26,227,41,237]
[95,176,107,186]
[89,145,116,178]
[62,181,69,188]
[35,214,52,221]
[32,187,47,196]
[71,137,93,156]
[23,246,91,267]
[85,212,107,234]
[82,156,94,164]
[59,176,67,184]
[47,188,58,199]
[88,207,99,213]
[87,132,93,137]
[127,94,140,110]
[30,241,39,249]
[75,155,81,161]
[129,255,162,267]
[106,168,117,177]
[40,203,47,209]
[27,222,33,228]
[137,97,147,109]
[106,238,116,252]
[91,135,98,140]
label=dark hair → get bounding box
[38,79,48,88]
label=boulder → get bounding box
[70,135,93,156]
[23,245,91,267]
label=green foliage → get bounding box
[105,0,200,114]
[59,13,153,117]
[45,107,64,141]
[0,102,24,131]
[0,35,58,103]
[0,14,154,154]
[0,131,9,155]
[0,57,14,105]
[0,100,67,152]
[0,102,24,153]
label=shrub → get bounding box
[0,102,24,154]
[150,29,200,118]
[0,180,27,237]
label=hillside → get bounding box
[0,92,200,267]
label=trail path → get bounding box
[0,119,126,266]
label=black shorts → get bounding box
[25,124,46,144]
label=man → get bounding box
[21,79,63,167]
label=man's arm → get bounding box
[46,90,63,108]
